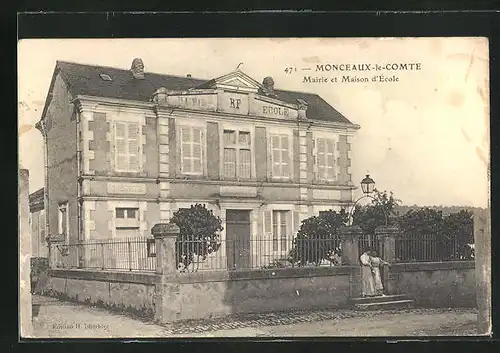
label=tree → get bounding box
[397,207,444,261]
[170,204,223,272]
[442,210,474,260]
[396,208,474,261]
[352,189,401,236]
[289,209,348,266]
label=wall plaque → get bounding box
[107,182,147,195]
[220,186,257,198]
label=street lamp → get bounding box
[348,174,388,226]
[360,174,375,194]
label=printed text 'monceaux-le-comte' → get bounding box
[315,63,422,71]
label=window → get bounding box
[272,210,289,253]
[115,207,140,238]
[270,134,291,178]
[223,129,251,179]
[58,203,69,241]
[99,73,113,81]
[316,137,337,181]
[114,121,140,172]
[179,126,203,175]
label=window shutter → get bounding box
[115,122,127,171]
[271,135,280,176]
[293,211,300,233]
[128,123,139,171]
[264,210,272,243]
[180,127,190,173]
[282,135,291,177]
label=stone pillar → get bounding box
[151,223,181,324]
[474,209,491,335]
[339,225,362,298]
[339,225,362,265]
[151,223,180,275]
[375,225,401,295]
[19,169,32,337]
[46,235,66,270]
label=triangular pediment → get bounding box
[196,70,263,93]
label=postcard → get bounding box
[18,37,490,338]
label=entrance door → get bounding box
[225,210,251,270]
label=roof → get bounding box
[29,188,44,213]
[52,60,356,125]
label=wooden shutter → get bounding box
[179,127,190,173]
[192,128,202,174]
[115,122,127,171]
[271,135,280,177]
[293,211,300,233]
[128,123,139,171]
[281,135,291,177]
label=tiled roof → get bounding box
[54,61,356,125]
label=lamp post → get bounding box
[348,174,388,226]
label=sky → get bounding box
[18,38,490,207]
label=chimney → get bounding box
[130,58,145,79]
[152,87,168,104]
[259,76,277,98]
[297,98,308,120]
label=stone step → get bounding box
[354,299,414,311]
[350,294,411,304]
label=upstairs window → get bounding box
[114,121,140,172]
[316,137,337,181]
[223,129,251,179]
[179,126,204,175]
[270,134,292,179]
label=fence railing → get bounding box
[50,237,156,272]
[50,234,343,273]
[358,233,382,257]
[49,233,474,273]
[175,234,342,272]
[395,234,474,262]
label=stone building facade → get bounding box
[36,58,359,269]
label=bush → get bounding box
[397,208,474,261]
[352,189,401,236]
[30,257,49,294]
[288,209,348,266]
[170,204,223,271]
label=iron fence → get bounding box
[175,234,343,272]
[49,232,472,273]
[395,234,474,262]
[50,237,156,272]
[358,233,382,257]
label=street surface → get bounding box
[28,295,478,338]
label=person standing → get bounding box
[370,250,391,296]
[360,249,376,297]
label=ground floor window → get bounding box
[272,210,289,253]
[58,202,69,243]
[115,207,140,238]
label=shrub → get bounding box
[288,209,348,266]
[170,204,223,271]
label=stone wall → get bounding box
[43,269,156,319]
[391,261,475,307]
[159,267,352,322]
[44,266,351,323]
